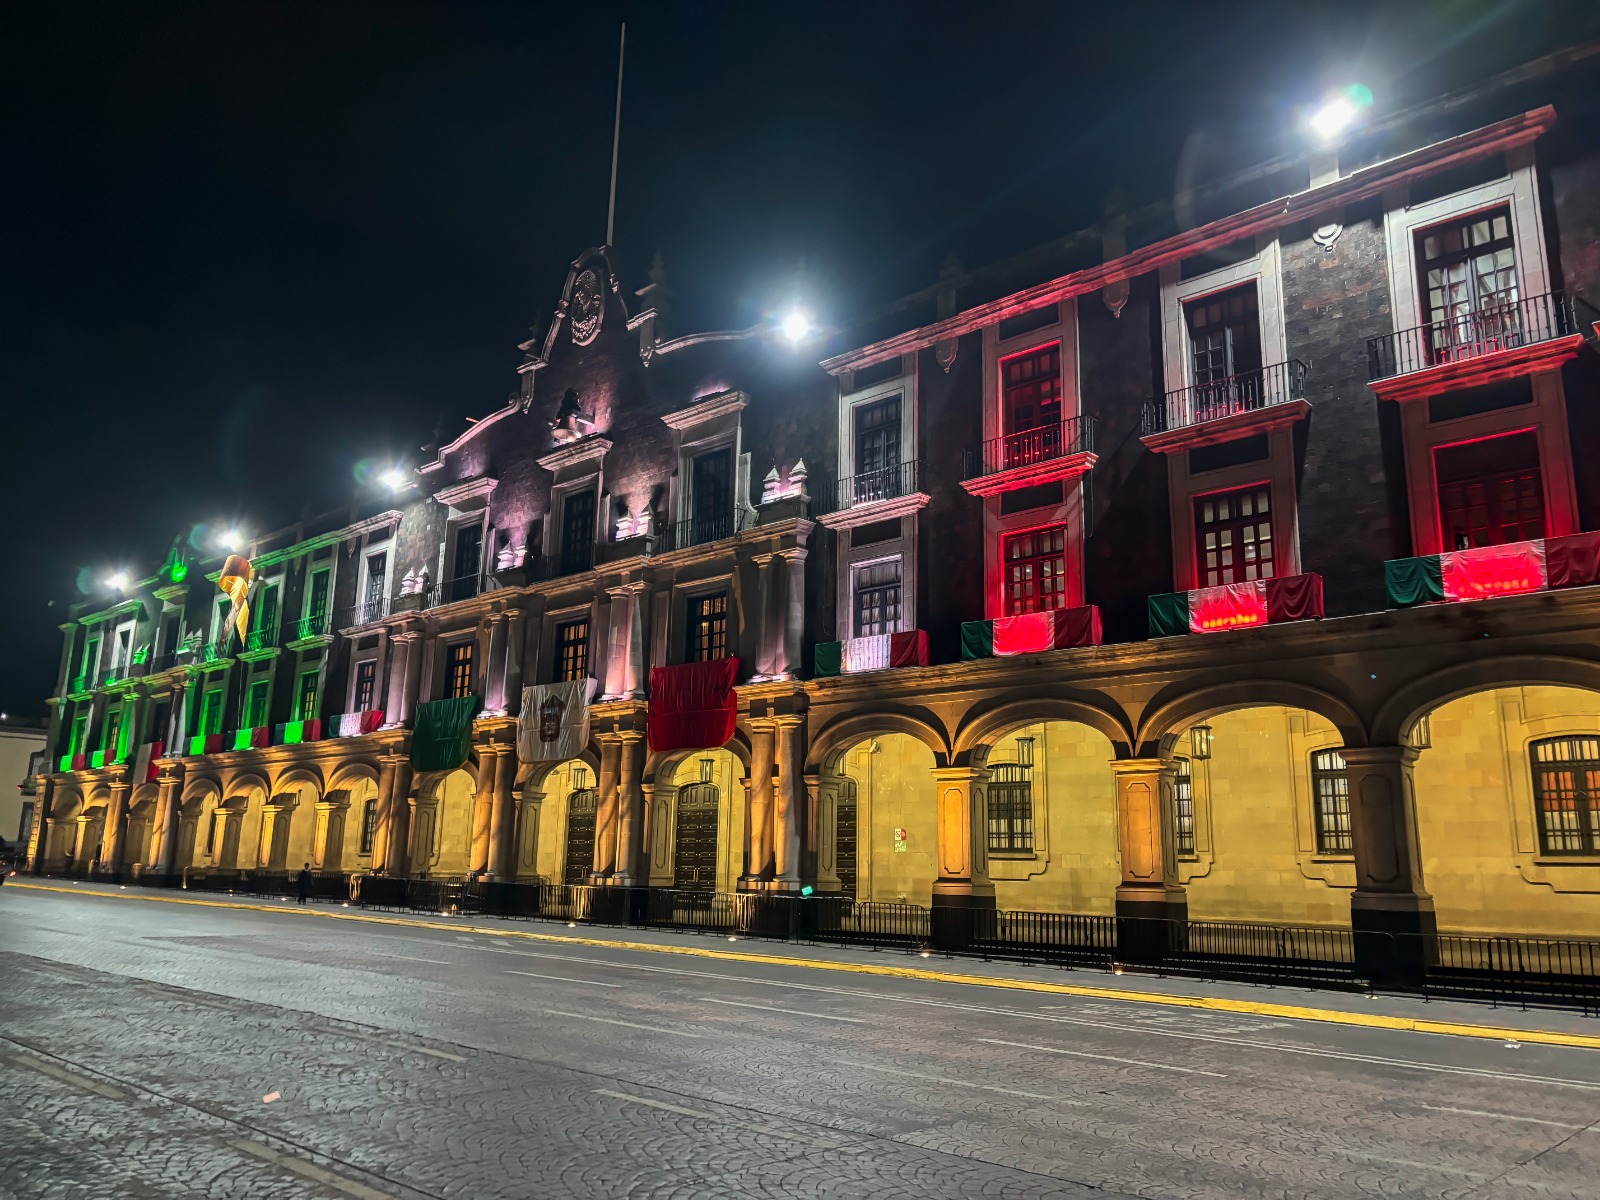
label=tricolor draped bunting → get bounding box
[133,740,163,783]
[232,726,271,752]
[813,630,930,677]
[1148,573,1324,637]
[518,678,598,762]
[272,720,323,746]
[329,710,386,738]
[961,607,1102,659]
[1385,534,1600,607]
[218,554,256,644]
[648,658,739,753]
[410,695,482,772]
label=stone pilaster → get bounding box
[600,583,646,701]
[152,764,186,874]
[770,716,804,890]
[741,720,776,888]
[470,744,498,874]
[1341,746,1436,937]
[502,609,526,716]
[611,732,645,883]
[929,766,995,906]
[590,735,622,879]
[487,746,517,879]
[484,614,510,714]
[1109,758,1187,923]
[101,779,132,875]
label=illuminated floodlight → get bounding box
[380,466,410,492]
[217,529,244,553]
[1308,84,1372,143]
[105,571,129,591]
[779,308,814,344]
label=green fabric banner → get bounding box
[411,695,482,772]
[813,641,842,677]
[1147,592,1192,638]
[960,620,995,660]
[1385,556,1444,607]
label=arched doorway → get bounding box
[652,749,743,893]
[411,769,473,876]
[673,778,719,892]
[835,775,859,898]
[562,763,598,885]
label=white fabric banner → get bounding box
[518,679,598,763]
[337,712,365,738]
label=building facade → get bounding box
[27,53,1600,951]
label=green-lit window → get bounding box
[295,670,319,721]
[200,688,224,736]
[245,679,270,728]
[69,711,90,756]
[103,707,123,756]
[214,599,231,646]
[80,637,100,686]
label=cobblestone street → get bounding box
[3,883,1599,1199]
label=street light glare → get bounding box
[105,571,129,591]
[780,309,813,344]
[1310,96,1359,142]
[381,467,410,491]
[218,529,243,552]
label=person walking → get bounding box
[296,862,312,905]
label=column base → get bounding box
[1115,885,1187,966]
[1351,892,1436,987]
[930,887,997,953]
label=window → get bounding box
[1001,343,1062,435]
[359,799,379,856]
[255,583,280,641]
[214,598,231,644]
[160,613,182,658]
[205,810,219,857]
[445,524,484,602]
[112,627,132,673]
[1310,750,1353,854]
[685,593,729,662]
[307,568,331,625]
[1417,206,1518,360]
[69,711,89,757]
[295,670,319,721]
[81,636,100,681]
[103,707,123,757]
[445,641,475,700]
[1185,284,1261,386]
[353,660,377,712]
[687,447,734,541]
[987,763,1034,853]
[200,689,224,736]
[559,488,596,572]
[853,394,901,479]
[1194,484,1274,588]
[245,679,270,729]
[852,559,902,638]
[555,619,590,683]
[1434,431,1544,550]
[1530,737,1600,855]
[1173,757,1195,856]
[1002,526,1067,615]
[364,551,388,614]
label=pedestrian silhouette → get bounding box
[297,863,312,905]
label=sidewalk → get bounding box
[10,877,1600,1046]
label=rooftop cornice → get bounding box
[536,437,612,473]
[661,389,748,431]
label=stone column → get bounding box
[741,720,776,887]
[590,735,622,879]
[26,775,54,873]
[503,609,525,716]
[751,554,778,679]
[487,745,517,879]
[809,775,841,893]
[382,634,412,728]
[102,780,132,876]
[379,756,413,874]
[372,755,398,872]
[515,788,543,881]
[1109,758,1187,922]
[152,765,186,874]
[1342,746,1435,941]
[313,796,349,870]
[612,732,645,884]
[929,766,995,905]
[601,584,645,700]
[777,548,806,680]
[401,630,426,726]
[771,716,804,890]
[484,614,510,714]
[470,744,497,874]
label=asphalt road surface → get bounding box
[2,886,1598,1199]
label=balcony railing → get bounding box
[426,574,483,608]
[243,623,280,653]
[815,460,922,515]
[963,415,1096,480]
[1142,360,1309,436]
[547,542,597,577]
[294,610,331,641]
[658,507,758,552]
[1366,291,1598,381]
[198,640,231,664]
[336,597,390,629]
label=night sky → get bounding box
[4,0,1597,717]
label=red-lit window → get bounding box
[1418,207,1518,361]
[1194,485,1274,588]
[1435,431,1544,550]
[1001,344,1061,436]
[1003,526,1067,615]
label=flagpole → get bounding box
[605,22,626,248]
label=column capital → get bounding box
[929,764,988,784]
[776,546,808,563]
[1337,745,1419,769]
[1108,756,1168,776]
[770,713,805,730]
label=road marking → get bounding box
[1332,1147,1486,1179]
[365,951,452,965]
[18,881,1600,1052]
[506,970,621,988]
[979,1037,1227,1078]
[229,1138,398,1199]
[842,1060,1071,1102]
[0,1054,126,1100]
[390,1043,467,1062]
[1417,1103,1584,1128]
[594,1088,845,1148]
[594,1088,710,1118]
[699,997,865,1023]
[544,1010,702,1038]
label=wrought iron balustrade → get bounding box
[963,416,1096,480]
[427,574,483,607]
[658,507,757,552]
[1142,360,1309,435]
[1366,291,1598,380]
[337,597,390,629]
[815,460,922,515]
[243,623,279,653]
[294,609,331,640]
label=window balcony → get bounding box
[291,610,331,642]
[657,507,758,553]
[427,574,483,608]
[1141,360,1310,453]
[336,598,390,629]
[815,461,928,530]
[1385,531,1600,607]
[961,416,1097,498]
[242,623,280,654]
[1366,292,1599,402]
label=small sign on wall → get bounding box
[893,827,908,853]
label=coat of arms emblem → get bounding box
[539,693,567,743]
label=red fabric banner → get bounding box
[1190,581,1267,632]
[1265,573,1325,623]
[249,726,271,749]
[1545,532,1600,590]
[360,709,385,734]
[888,630,929,669]
[648,658,740,753]
[203,734,225,755]
[992,612,1054,655]
[302,719,323,743]
[1441,540,1546,601]
[1055,605,1103,648]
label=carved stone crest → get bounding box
[570,268,604,345]
[539,693,566,743]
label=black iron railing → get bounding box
[963,416,1097,480]
[815,460,922,515]
[337,598,390,629]
[427,574,482,607]
[294,610,331,640]
[1142,360,1309,435]
[1366,291,1599,380]
[658,507,758,552]
[540,543,597,579]
[243,624,279,653]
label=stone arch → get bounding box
[520,749,601,794]
[270,763,325,795]
[805,707,950,775]
[125,782,161,868]
[409,767,473,876]
[1372,654,1600,746]
[951,694,1134,767]
[1139,678,1368,754]
[643,730,751,787]
[327,760,380,794]
[180,776,221,812]
[649,747,747,893]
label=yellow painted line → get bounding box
[12,881,1600,1050]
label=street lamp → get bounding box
[105,571,129,591]
[217,529,244,553]
[380,466,410,492]
[779,308,814,344]
[1190,724,1213,761]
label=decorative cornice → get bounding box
[1367,337,1586,404]
[816,493,931,531]
[661,389,749,431]
[1140,400,1312,455]
[961,452,1098,498]
[536,437,612,473]
[433,476,499,508]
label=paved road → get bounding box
[2,886,1598,1199]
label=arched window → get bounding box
[1310,750,1352,854]
[1530,737,1600,855]
[359,799,379,855]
